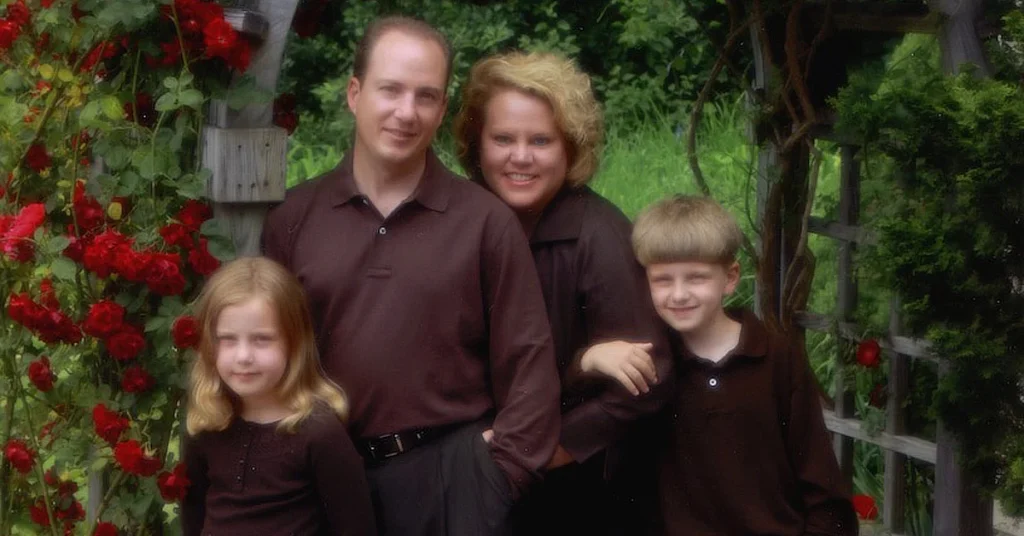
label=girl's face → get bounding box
[214,296,288,416]
[479,88,569,216]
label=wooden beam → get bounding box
[823,409,938,464]
[832,144,859,480]
[805,1,941,34]
[795,311,942,364]
[884,299,909,533]
[807,216,877,245]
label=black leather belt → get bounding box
[356,423,464,466]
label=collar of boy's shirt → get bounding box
[328,148,451,213]
[672,307,769,363]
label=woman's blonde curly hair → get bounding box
[455,51,604,188]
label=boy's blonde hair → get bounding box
[186,256,347,436]
[632,195,744,266]
[454,51,604,187]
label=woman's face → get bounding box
[479,88,569,215]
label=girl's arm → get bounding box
[181,434,209,536]
[309,416,377,536]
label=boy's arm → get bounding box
[180,435,208,536]
[558,218,675,464]
[783,346,859,536]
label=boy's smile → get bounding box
[646,261,740,335]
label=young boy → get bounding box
[632,195,858,536]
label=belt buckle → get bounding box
[371,433,405,461]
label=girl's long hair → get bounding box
[186,256,347,435]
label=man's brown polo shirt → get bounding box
[658,309,857,535]
[261,151,560,498]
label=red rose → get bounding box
[41,0,54,9]
[202,17,236,60]
[24,143,51,172]
[0,19,20,51]
[29,498,49,527]
[172,315,200,349]
[92,403,129,444]
[145,252,186,296]
[852,494,878,520]
[1,203,45,261]
[856,339,881,368]
[105,324,145,361]
[63,233,89,262]
[35,307,81,345]
[7,292,36,326]
[39,278,58,309]
[113,440,162,476]
[176,200,211,231]
[72,181,104,234]
[94,522,119,536]
[6,1,31,26]
[4,438,35,474]
[121,365,154,393]
[159,222,193,249]
[157,463,190,502]
[273,93,298,134]
[82,300,125,339]
[188,238,220,276]
[56,499,84,521]
[868,382,887,409]
[226,39,251,72]
[112,244,146,283]
[83,229,131,278]
[27,356,55,392]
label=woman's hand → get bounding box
[579,341,657,396]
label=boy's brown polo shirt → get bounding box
[261,150,560,499]
[658,308,857,536]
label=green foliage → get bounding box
[834,37,1024,511]
[279,0,728,152]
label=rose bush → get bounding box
[0,0,301,533]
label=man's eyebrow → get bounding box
[376,78,444,94]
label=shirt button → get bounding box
[378,226,387,235]
[236,476,241,481]
[238,459,244,464]
[708,377,719,388]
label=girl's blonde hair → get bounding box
[186,256,347,435]
[454,51,604,188]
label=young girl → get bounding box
[181,256,376,536]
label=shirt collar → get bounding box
[328,148,451,213]
[529,186,588,244]
[672,308,769,362]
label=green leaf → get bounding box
[155,93,178,112]
[50,257,78,282]
[46,235,70,255]
[101,95,125,120]
[162,76,179,91]
[178,89,205,110]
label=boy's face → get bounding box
[646,261,740,335]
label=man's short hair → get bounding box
[454,51,604,188]
[352,16,454,90]
[632,195,745,266]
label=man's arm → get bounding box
[309,417,377,536]
[783,346,859,536]
[558,218,675,464]
[481,214,561,501]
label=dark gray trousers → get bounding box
[365,422,512,536]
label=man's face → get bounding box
[347,30,448,170]
[646,261,739,335]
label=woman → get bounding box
[455,51,673,535]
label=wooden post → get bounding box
[931,0,991,76]
[832,144,859,480]
[883,298,908,533]
[204,0,299,256]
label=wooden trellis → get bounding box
[755,1,997,535]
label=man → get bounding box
[261,16,561,536]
